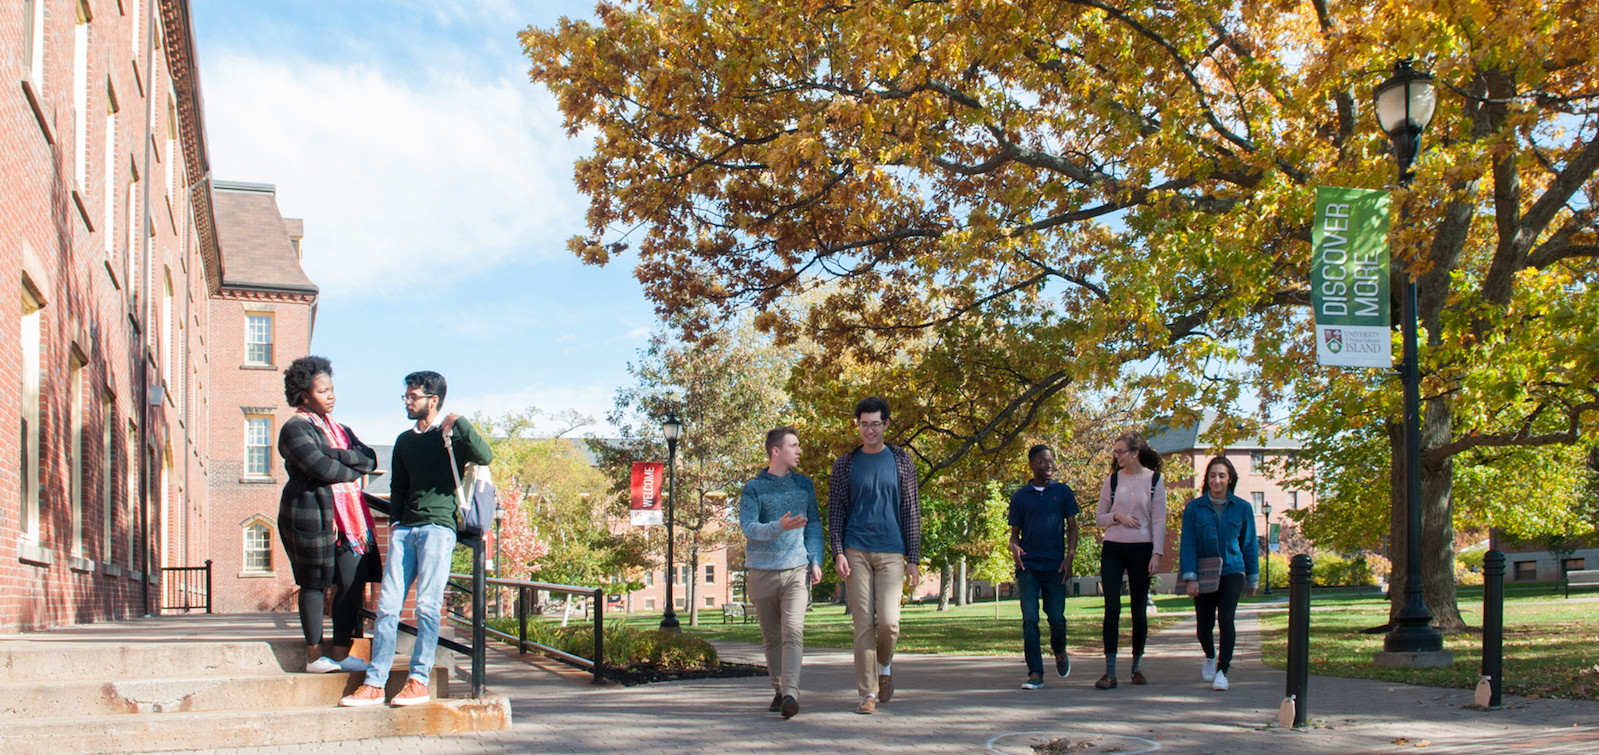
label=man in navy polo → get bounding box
[1008,444,1080,689]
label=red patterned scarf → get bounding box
[301,410,375,555]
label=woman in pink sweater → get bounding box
[1093,431,1167,689]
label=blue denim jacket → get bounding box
[1179,494,1260,589]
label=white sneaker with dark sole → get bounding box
[1202,656,1217,682]
[1212,670,1229,691]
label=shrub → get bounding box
[1260,553,1291,589]
[486,618,719,669]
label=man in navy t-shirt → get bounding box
[1008,444,1080,690]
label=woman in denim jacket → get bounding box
[1179,456,1259,691]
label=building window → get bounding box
[644,598,655,610]
[103,89,118,255]
[1251,492,1265,513]
[23,0,45,89]
[1562,558,1585,576]
[1250,450,1265,470]
[246,313,273,365]
[644,570,654,587]
[674,598,684,610]
[161,270,173,386]
[245,416,273,477]
[73,2,90,190]
[704,564,715,584]
[70,357,86,556]
[20,289,44,542]
[1290,491,1299,510]
[243,522,273,572]
[1513,561,1537,582]
[704,597,714,608]
[102,392,116,562]
[678,564,691,584]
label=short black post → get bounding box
[592,588,606,685]
[518,586,530,655]
[471,537,487,699]
[1286,554,1313,727]
[204,559,214,614]
[1482,550,1505,707]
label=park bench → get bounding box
[1566,569,1599,599]
[721,602,756,624]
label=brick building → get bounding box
[2,0,223,631]
[203,181,319,613]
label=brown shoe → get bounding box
[1095,673,1117,690]
[1131,669,1148,685]
[338,683,386,707]
[769,691,783,712]
[390,678,430,706]
[877,674,894,703]
[780,695,799,719]
[855,695,877,714]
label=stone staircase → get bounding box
[0,615,510,754]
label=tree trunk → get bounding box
[938,562,952,611]
[688,556,700,627]
[956,557,968,606]
[1386,405,1467,633]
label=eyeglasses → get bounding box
[401,393,436,404]
[857,421,886,431]
[1113,448,1133,456]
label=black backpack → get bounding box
[1109,470,1160,496]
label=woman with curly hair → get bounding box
[277,356,380,673]
[1094,430,1167,689]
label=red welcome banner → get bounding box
[629,462,664,525]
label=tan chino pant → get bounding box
[842,547,905,698]
[749,564,810,698]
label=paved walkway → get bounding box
[92,604,1599,753]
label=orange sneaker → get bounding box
[338,684,386,707]
[390,678,431,706]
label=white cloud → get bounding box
[625,326,651,339]
[202,50,587,298]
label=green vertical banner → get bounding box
[1311,186,1391,368]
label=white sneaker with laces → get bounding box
[1212,669,1229,691]
[305,656,340,674]
[1202,656,1217,682]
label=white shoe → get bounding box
[1212,669,1229,691]
[1202,656,1217,682]
[305,656,340,674]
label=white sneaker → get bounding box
[305,656,340,674]
[1202,656,1217,682]
[1212,669,1229,691]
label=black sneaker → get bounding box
[1055,651,1070,678]
[769,691,783,712]
[1022,672,1045,690]
[780,694,799,719]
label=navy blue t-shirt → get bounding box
[1007,481,1080,572]
[842,448,905,555]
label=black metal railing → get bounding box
[160,560,213,613]
[463,576,606,685]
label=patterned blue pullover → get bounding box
[738,468,823,572]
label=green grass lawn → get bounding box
[1258,588,1599,702]
[612,595,1192,656]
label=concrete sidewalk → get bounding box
[160,603,1597,754]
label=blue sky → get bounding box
[191,0,647,441]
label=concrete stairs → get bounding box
[0,617,510,754]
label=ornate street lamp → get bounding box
[659,413,684,632]
[1374,59,1444,655]
[1262,502,1273,595]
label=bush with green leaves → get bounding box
[485,618,719,669]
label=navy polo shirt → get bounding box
[1007,481,1079,572]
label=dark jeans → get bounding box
[1194,572,1246,673]
[1100,540,1153,658]
[297,545,367,648]
[1017,567,1067,674]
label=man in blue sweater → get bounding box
[738,426,823,719]
[1008,444,1080,690]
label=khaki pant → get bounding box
[749,564,810,698]
[843,548,904,697]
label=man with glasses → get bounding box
[341,371,493,707]
[827,396,922,714]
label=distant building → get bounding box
[1147,411,1317,557]
[204,181,319,613]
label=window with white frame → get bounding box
[704,597,714,607]
[161,271,173,386]
[1251,492,1265,512]
[1250,450,1265,470]
[246,313,273,365]
[102,391,116,562]
[644,598,655,610]
[704,564,715,584]
[103,89,118,255]
[22,0,45,90]
[70,357,86,556]
[244,416,273,477]
[243,521,273,572]
[20,289,44,542]
[73,1,90,190]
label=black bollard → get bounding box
[1482,550,1505,707]
[1285,554,1313,727]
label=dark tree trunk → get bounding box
[938,562,952,611]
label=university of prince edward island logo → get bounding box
[1323,328,1344,353]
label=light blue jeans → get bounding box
[365,524,456,687]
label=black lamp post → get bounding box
[1262,502,1273,595]
[659,413,683,632]
[1374,59,1445,655]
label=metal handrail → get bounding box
[454,574,605,685]
[160,560,213,613]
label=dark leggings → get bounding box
[298,546,366,648]
[1100,540,1154,658]
[1194,572,1246,673]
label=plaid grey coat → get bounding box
[826,444,923,565]
[277,416,380,589]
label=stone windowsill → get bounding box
[18,542,54,567]
[240,364,277,371]
[237,571,277,579]
[129,570,144,582]
[103,563,122,577]
[69,556,95,574]
[238,477,278,484]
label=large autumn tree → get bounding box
[524,0,1599,630]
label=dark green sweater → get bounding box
[389,418,494,530]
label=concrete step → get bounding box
[0,640,301,682]
[0,667,449,718]
[0,695,512,755]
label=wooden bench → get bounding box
[721,602,756,624]
[1566,569,1599,599]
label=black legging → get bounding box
[297,546,366,648]
[1194,572,1246,673]
[1100,540,1154,658]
